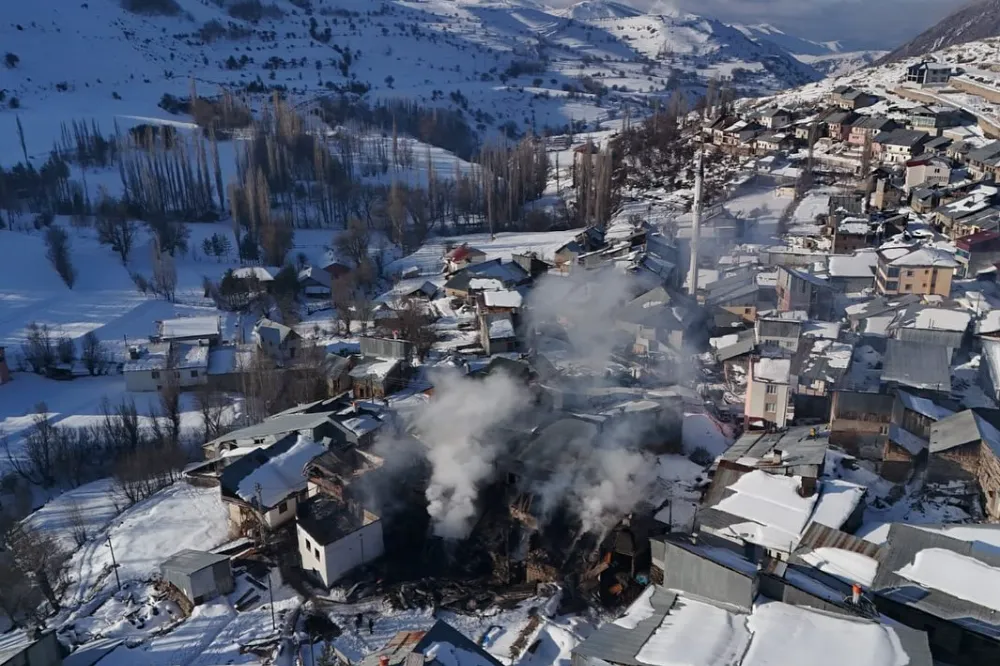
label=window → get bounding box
[887,267,900,278]
[151,371,160,379]
[904,284,912,291]
[765,402,777,414]
[191,370,198,378]
[278,500,288,514]
[766,384,778,394]
[905,270,914,277]
[886,280,899,292]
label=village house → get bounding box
[790,338,852,421]
[297,266,333,298]
[830,389,894,459]
[905,60,953,87]
[873,129,930,164]
[872,522,1000,666]
[155,316,222,345]
[923,135,955,155]
[832,218,873,254]
[296,495,384,588]
[202,411,339,459]
[956,230,1000,277]
[159,550,234,606]
[755,313,803,354]
[830,85,878,110]
[477,288,524,316]
[825,109,858,141]
[443,259,529,300]
[744,357,793,429]
[909,105,962,131]
[775,267,834,320]
[881,339,953,397]
[696,468,866,558]
[849,116,897,147]
[578,547,933,666]
[905,155,952,191]
[754,131,793,155]
[827,250,879,292]
[710,329,756,372]
[219,433,327,534]
[616,286,702,357]
[875,245,957,296]
[911,187,943,213]
[719,426,831,479]
[704,269,770,323]
[320,258,351,280]
[966,140,1000,179]
[356,621,503,666]
[932,185,999,237]
[123,342,209,392]
[480,312,518,355]
[929,409,1000,518]
[252,318,302,363]
[887,302,971,351]
[350,357,404,399]
[759,107,793,129]
[881,390,955,483]
[443,243,487,273]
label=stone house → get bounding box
[929,409,1000,518]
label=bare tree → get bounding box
[158,365,182,446]
[5,522,70,612]
[335,217,371,267]
[20,322,55,374]
[66,500,90,546]
[388,299,437,361]
[331,272,357,335]
[81,331,110,376]
[151,243,177,301]
[5,403,59,487]
[95,195,138,264]
[44,226,76,288]
[0,550,44,628]
[195,385,228,443]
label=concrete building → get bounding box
[156,316,221,345]
[905,155,952,191]
[296,495,384,588]
[159,550,234,606]
[905,61,953,87]
[745,357,793,429]
[776,267,834,319]
[122,342,209,392]
[875,245,957,297]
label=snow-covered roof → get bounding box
[978,309,1000,335]
[349,358,400,380]
[743,601,914,666]
[231,266,280,282]
[235,434,325,509]
[907,307,971,332]
[341,415,382,438]
[837,218,870,236]
[897,390,954,421]
[122,342,209,373]
[158,316,220,340]
[883,246,957,268]
[896,547,1000,613]
[828,250,878,278]
[468,278,504,292]
[487,314,516,340]
[753,358,791,383]
[714,471,818,551]
[799,547,878,587]
[802,321,841,340]
[635,593,750,666]
[482,290,523,309]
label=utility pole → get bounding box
[106,534,121,592]
[267,569,276,632]
[687,140,705,297]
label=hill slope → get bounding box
[879,0,1000,63]
[0,0,822,160]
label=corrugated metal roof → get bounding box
[572,587,678,666]
[881,339,951,391]
[795,523,886,560]
[160,549,230,576]
[873,523,1000,636]
[721,427,829,469]
[930,409,1000,455]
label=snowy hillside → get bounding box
[0,0,826,160]
[879,0,1000,64]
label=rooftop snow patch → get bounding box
[911,308,971,331]
[743,601,911,666]
[799,547,879,587]
[235,434,325,509]
[828,250,878,278]
[635,595,750,666]
[714,471,818,549]
[158,316,220,340]
[896,547,1000,613]
[483,290,523,309]
[753,358,791,383]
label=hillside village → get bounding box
[10,1,1000,666]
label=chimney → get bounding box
[851,584,862,605]
[380,656,390,666]
[798,477,818,498]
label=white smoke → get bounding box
[415,370,529,539]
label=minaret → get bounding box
[687,144,704,297]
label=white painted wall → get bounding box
[124,367,208,392]
[298,519,384,588]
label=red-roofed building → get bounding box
[444,243,487,273]
[956,230,1000,278]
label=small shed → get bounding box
[160,550,234,605]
